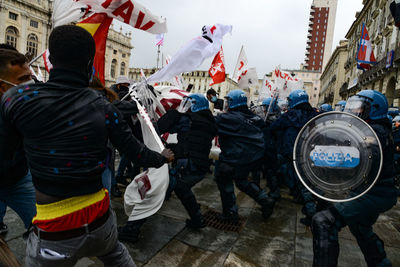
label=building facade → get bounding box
[304,0,338,72]
[0,0,133,87]
[340,0,400,107]
[0,0,53,79]
[319,40,348,106]
[104,26,133,87]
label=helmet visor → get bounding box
[334,104,343,111]
[223,98,230,112]
[177,97,192,113]
[344,96,371,120]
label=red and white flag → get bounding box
[259,76,275,100]
[237,67,258,90]
[43,49,53,73]
[273,66,303,99]
[209,47,226,86]
[232,46,248,82]
[36,65,44,82]
[147,24,232,83]
[155,34,164,46]
[357,23,376,71]
[52,0,168,34]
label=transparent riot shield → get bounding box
[293,111,383,202]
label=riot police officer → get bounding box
[215,90,275,222]
[270,89,319,225]
[158,93,217,228]
[312,90,398,267]
[260,97,281,200]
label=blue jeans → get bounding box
[0,171,36,228]
[102,168,112,193]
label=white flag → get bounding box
[232,46,248,82]
[259,76,275,100]
[124,98,169,221]
[237,67,258,90]
[30,66,38,81]
[273,66,303,100]
[165,55,185,90]
[36,65,44,82]
[52,0,168,34]
[147,24,232,83]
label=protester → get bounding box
[271,89,319,226]
[215,89,275,223]
[206,88,224,111]
[312,90,398,266]
[112,76,131,100]
[0,25,174,266]
[0,48,36,234]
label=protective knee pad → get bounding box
[311,209,340,267]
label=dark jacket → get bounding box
[213,98,224,111]
[157,109,217,171]
[370,119,396,181]
[0,68,166,197]
[367,118,399,198]
[270,103,319,158]
[216,107,265,165]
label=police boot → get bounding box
[118,219,146,244]
[186,210,207,229]
[180,196,206,229]
[217,211,239,225]
[259,197,275,219]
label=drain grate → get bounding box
[203,208,247,233]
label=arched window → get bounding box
[5,26,18,48]
[111,59,117,79]
[120,62,126,76]
[26,33,38,57]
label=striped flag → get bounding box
[42,49,53,73]
[77,13,113,84]
[155,34,164,46]
[356,23,376,71]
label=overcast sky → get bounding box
[114,0,363,77]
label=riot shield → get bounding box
[293,111,383,202]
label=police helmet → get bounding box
[188,93,209,112]
[261,97,279,114]
[224,89,247,110]
[344,90,388,120]
[287,89,309,109]
[334,100,346,111]
[178,93,209,113]
[320,103,333,112]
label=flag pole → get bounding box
[156,45,161,69]
[29,50,45,66]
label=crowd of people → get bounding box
[0,25,399,267]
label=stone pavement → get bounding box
[3,173,400,267]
